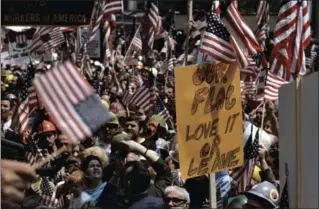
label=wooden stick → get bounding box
[184,0,193,66]
[209,173,217,209]
[250,101,264,114]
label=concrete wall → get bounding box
[279,72,319,208]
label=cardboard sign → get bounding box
[77,27,101,59]
[175,62,244,179]
[2,0,94,26]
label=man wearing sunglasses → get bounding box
[164,186,190,209]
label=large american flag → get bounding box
[270,0,311,81]
[199,11,248,68]
[33,61,113,144]
[254,69,288,101]
[231,127,259,193]
[16,65,39,133]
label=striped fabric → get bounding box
[270,0,311,81]
[154,97,170,121]
[26,27,52,52]
[41,28,65,50]
[200,11,248,68]
[254,70,288,101]
[33,61,113,143]
[17,65,39,133]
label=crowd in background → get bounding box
[2,0,318,208]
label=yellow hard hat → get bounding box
[252,166,261,183]
[107,112,119,125]
[101,100,109,109]
[136,61,144,69]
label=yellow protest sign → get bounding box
[175,61,243,179]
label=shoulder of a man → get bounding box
[128,195,164,209]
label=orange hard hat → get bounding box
[38,120,57,134]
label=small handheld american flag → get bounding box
[33,61,114,144]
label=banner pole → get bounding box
[209,174,217,209]
[184,0,193,66]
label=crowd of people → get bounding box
[2,0,310,208]
[1,46,282,209]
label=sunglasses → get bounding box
[164,197,187,204]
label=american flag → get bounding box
[40,28,65,50]
[200,11,248,68]
[104,0,123,14]
[131,27,142,50]
[270,0,311,81]
[88,0,123,44]
[160,53,174,73]
[231,128,259,193]
[40,176,60,208]
[144,0,162,48]
[26,27,52,52]
[241,75,257,96]
[76,35,85,65]
[147,0,162,33]
[16,65,39,133]
[254,69,288,101]
[224,1,263,56]
[154,97,170,121]
[255,0,270,50]
[212,0,221,14]
[32,61,113,144]
[126,73,156,112]
[88,1,106,44]
[25,134,40,166]
[123,26,142,65]
[256,0,270,28]
[103,20,112,64]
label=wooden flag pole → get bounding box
[209,173,217,209]
[295,77,302,209]
[184,0,193,66]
